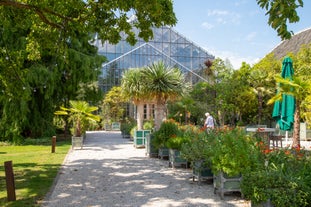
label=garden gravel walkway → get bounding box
[41,131,251,207]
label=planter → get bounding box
[122,134,131,139]
[72,136,83,149]
[104,123,111,131]
[213,171,242,199]
[158,147,169,159]
[133,130,151,148]
[111,122,121,131]
[192,160,213,185]
[145,134,158,158]
[168,149,188,168]
[251,199,274,207]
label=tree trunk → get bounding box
[154,102,166,131]
[136,103,144,130]
[257,93,263,124]
[292,102,300,148]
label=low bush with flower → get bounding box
[205,128,262,177]
[241,145,311,206]
[180,125,211,167]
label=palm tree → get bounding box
[55,100,100,137]
[121,68,147,130]
[248,69,274,124]
[142,61,190,130]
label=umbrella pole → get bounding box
[285,131,288,146]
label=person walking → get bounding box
[204,112,214,131]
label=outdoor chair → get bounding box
[269,135,284,148]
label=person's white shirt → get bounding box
[204,113,214,129]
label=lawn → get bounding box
[0,140,71,207]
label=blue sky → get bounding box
[172,0,311,69]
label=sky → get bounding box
[172,0,311,69]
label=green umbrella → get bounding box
[272,56,295,131]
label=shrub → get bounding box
[180,125,210,166]
[206,128,262,176]
[152,119,179,149]
[241,147,311,206]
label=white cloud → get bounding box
[205,47,260,69]
[245,32,257,41]
[207,9,241,25]
[201,22,214,30]
[207,9,229,16]
[234,0,248,6]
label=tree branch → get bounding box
[0,0,74,29]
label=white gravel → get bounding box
[41,131,251,207]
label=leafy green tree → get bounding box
[230,62,257,125]
[257,0,304,40]
[248,58,277,124]
[102,86,127,124]
[211,58,234,125]
[0,0,177,140]
[294,44,311,126]
[173,81,215,126]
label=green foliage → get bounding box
[121,62,189,130]
[143,121,154,130]
[257,0,304,40]
[152,119,180,149]
[241,148,311,206]
[0,0,176,141]
[206,128,262,176]
[54,100,100,137]
[165,135,188,150]
[180,126,211,165]
[120,118,136,136]
[102,86,127,123]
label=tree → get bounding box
[257,0,304,40]
[0,0,177,45]
[294,44,311,126]
[0,0,177,140]
[55,101,100,137]
[142,61,190,130]
[240,54,279,125]
[121,68,147,130]
[102,86,127,124]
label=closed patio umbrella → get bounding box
[272,56,295,141]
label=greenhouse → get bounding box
[95,25,215,94]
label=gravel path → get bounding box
[41,131,251,207]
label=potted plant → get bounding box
[166,132,189,168]
[55,100,100,149]
[181,126,213,184]
[152,119,180,159]
[206,128,260,199]
[241,147,311,206]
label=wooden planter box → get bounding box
[158,147,169,159]
[213,171,242,199]
[111,122,121,131]
[72,136,83,150]
[251,199,274,207]
[145,134,158,158]
[168,149,188,168]
[133,130,151,148]
[192,160,213,185]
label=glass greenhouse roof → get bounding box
[95,26,214,93]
